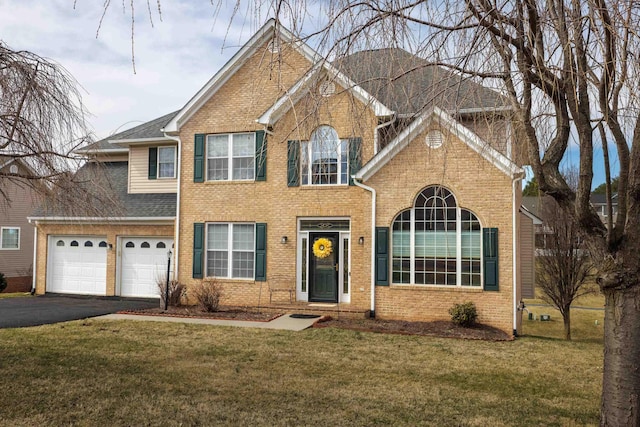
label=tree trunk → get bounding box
[562,306,571,341]
[601,285,640,426]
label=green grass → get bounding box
[0,292,31,299]
[0,320,601,426]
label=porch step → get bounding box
[258,303,370,320]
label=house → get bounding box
[30,20,536,335]
[0,157,39,292]
[590,192,618,225]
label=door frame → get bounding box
[308,232,340,302]
[296,218,351,303]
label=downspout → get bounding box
[374,114,396,155]
[31,222,37,294]
[163,131,181,280]
[352,178,376,317]
[512,173,524,336]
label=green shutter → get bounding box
[483,228,499,291]
[348,137,362,186]
[255,223,267,281]
[375,227,389,286]
[148,147,157,180]
[255,130,267,181]
[193,223,205,279]
[194,134,205,183]
[287,140,300,187]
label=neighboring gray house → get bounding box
[0,157,39,292]
[590,193,618,226]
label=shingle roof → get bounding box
[334,48,509,115]
[79,111,179,152]
[33,162,176,219]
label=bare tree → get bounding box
[537,194,593,340]
[94,0,640,423]
[0,42,119,216]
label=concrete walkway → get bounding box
[98,313,320,331]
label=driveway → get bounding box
[0,294,158,328]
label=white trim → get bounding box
[165,19,323,133]
[257,64,392,126]
[0,226,20,250]
[519,206,542,225]
[204,222,256,280]
[355,106,524,181]
[205,132,256,182]
[28,216,175,223]
[456,106,513,114]
[31,225,37,293]
[512,177,522,335]
[164,133,182,279]
[74,148,129,155]
[110,137,174,146]
[157,146,177,179]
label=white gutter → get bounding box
[374,114,396,155]
[163,131,182,280]
[31,224,37,294]
[352,178,377,317]
[512,174,523,336]
[28,216,175,222]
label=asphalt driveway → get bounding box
[0,294,157,328]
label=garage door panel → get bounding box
[120,237,173,298]
[47,236,107,295]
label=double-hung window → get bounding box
[301,126,348,185]
[207,133,255,181]
[0,227,19,250]
[157,146,176,178]
[206,223,255,279]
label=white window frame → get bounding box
[205,223,255,279]
[157,146,177,179]
[391,190,482,288]
[206,132,256,182]
[301,126,349,186]
[0,227,20,250]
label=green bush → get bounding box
[449,301,478,327]
[0,272,7,293]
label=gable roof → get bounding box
[334,48,510,116]
[355,106,523,181]
[76,111,178,154]
[30,162,176,220]
[164,19,326,133]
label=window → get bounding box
[141,242,150,248]
[207,133,255,181]
[391,186,482,287]
[301,126,348,185]
[84,241,93,247]
[158,146,176,178]
[1,227,19,249]
[156,242,166,249]
[206,223,255,279]
[70,240,79,247]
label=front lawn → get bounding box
[0,320,601,426]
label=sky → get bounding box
[0,0,616,188]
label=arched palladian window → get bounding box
[301,125,348,185]
[392,186,482,287]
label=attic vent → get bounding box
[426,130,444,148]
[9,165,18,174]
[267,38,280,54]
[319,81,335,97]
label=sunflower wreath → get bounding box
[312,238,333,259]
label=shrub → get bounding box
[157,278,186,307]
[449,301,478,327]
[193,279,223,312]
[0,272,6,293]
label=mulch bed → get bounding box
[313,317,513,341]
[118,306,512,340]
[118,306,282,322]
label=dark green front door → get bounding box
[309,232,339,302]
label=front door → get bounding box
[309,232,339,302]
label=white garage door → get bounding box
[47,236,108,295]
[120,237,173,298]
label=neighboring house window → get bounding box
[207,133,255,181]
[206,223,255,279]
[301,126,348,185]
[158,146,176,178]
[0,227,19,250]
[391,186,482,287]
